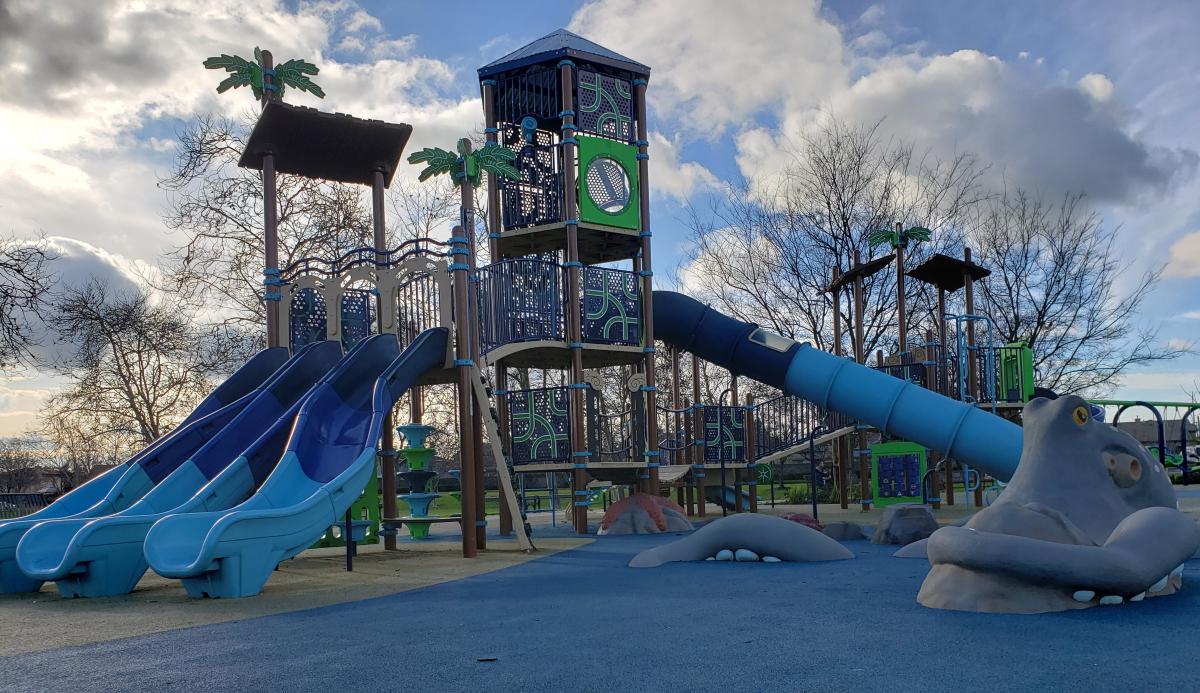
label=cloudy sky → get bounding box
[2,0,1199,434]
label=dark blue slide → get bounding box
[651,291,1024,481]
[0,347,289,593]
[145,329,450,598]
[705,485,752,512]
[15,341,342,597]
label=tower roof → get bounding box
[478,28,650,78]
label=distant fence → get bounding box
[0,493,51,520]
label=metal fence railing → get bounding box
[0,493,51,520]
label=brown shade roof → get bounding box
[826,253,895,293]
[238,100,413,187]
[906,253,991,293]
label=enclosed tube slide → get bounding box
[651,291,1023,481]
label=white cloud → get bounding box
[1165,231,1200,278]
[647,132,719,202]
[0,0,479,262]
[1078,72,1115,102]
[570,0,848,137]
[737,50,1196,205]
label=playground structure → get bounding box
[5,29,1192,602]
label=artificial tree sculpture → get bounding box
[868,223,932,358]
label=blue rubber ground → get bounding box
[3,533,1196,692]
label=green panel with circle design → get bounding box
[578,135,640,231]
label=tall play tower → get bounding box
[478,30,658,534]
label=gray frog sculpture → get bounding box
[919,394,1200,613]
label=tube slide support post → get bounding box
[852,251,870,512]
[560,62,589,534]
[634,78,661,495]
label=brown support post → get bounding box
[371,170,398,550]
[938,285,954,505]
[852,250,870,512]
[692,354,706,517]
[683,396,695,516]
[964,246,983,507]
[455,137,484,557]
[483,75,504,540]
[895,221,907,359]
[924,327,942,510]
[633,77,660,496]
[466,196,486,552]
[559,62,589,534]
[830,267,849,509]
[451,220,477,557]
[746,394,757,513]
[259,50,280,351]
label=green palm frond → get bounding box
[203,53,264,100]
[905,226,932,243]
[867,229,898,249]
[474,145,521,183]
[204,47,324,102]
[274,58,325,99]
[408,147,460,182]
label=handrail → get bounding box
[282,238,452,280]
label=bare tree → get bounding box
[972,189,1187,395]
[682,118,986,356]
[0,237,53,372]
[0,435,42,492]
[42,280,215,450]
[158,114,459,337]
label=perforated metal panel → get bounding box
[289,287,327,351]
[581,266,639,345]
[499,124,562,229]
[477,258,564,353]
[507,386,571,463]
[577,69,633,142]
[340,288,375,349]
[704,406,746,462]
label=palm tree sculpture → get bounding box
[408,139,520,188]
[867,223,933,356]
[203,47,325,102]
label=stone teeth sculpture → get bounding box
[919,394,1200,613]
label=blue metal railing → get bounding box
[476,259,643,354]
[477,258,565,353]
[753,394,847,460]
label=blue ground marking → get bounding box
[4,535,1198,693]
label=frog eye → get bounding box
[1073,406,1090,426]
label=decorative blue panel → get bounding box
[704,405,745,462]
[289,287,327,351]
[477,259,564,353]
[577,69,633,142]
[340,288,375,350]
[581,266,639,345]
[878,454,922,499]
[507,386,571,464]
[500,124,562,230]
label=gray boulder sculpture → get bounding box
[629,513,853,568]
[871,504,940,545]
[919,394,1200,613]
[822,521,870,541]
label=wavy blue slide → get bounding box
[145,328,449,598]
[652,291,1024,481]
[15,341,343,597]
[0,347,289,594]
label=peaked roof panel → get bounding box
[478,28,650,78]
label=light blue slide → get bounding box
[15,341,343,598]
[0,347,289,594]
[145,328,450,598]
[652,291,1024,481]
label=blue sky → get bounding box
[1,0,1199,432]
